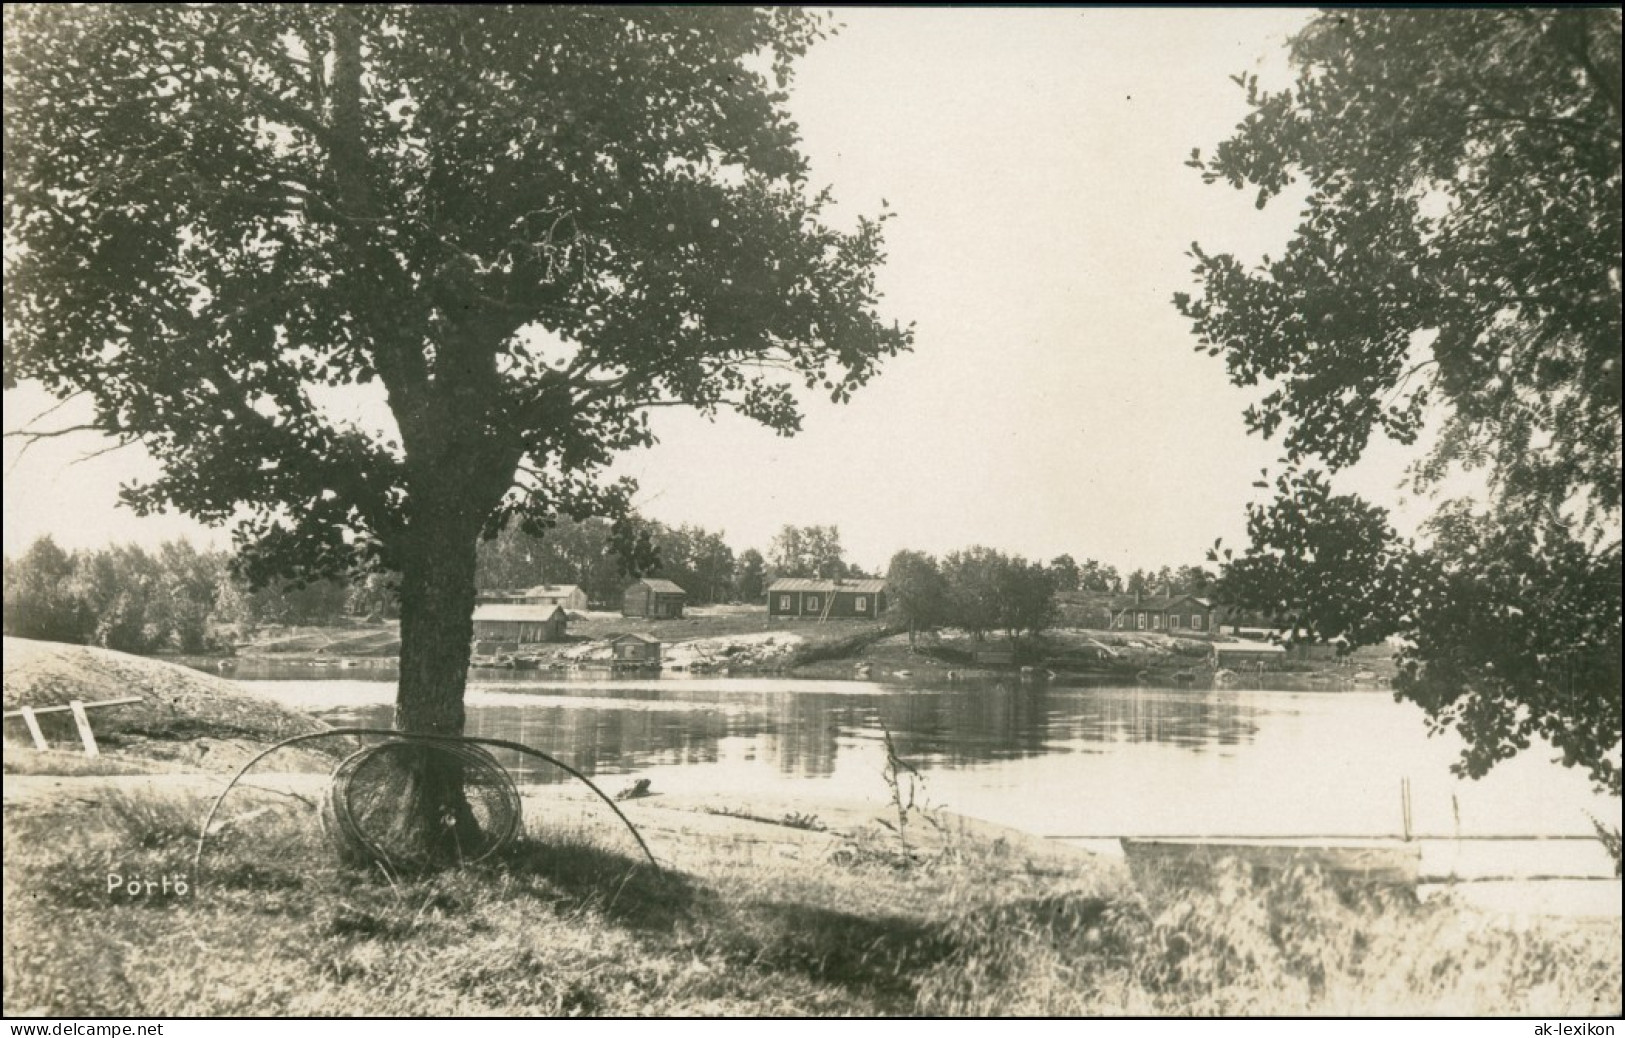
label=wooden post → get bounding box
[19,706,48,751]
[1400,777,1413,842]
[68,700,99,758]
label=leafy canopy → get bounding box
[1177,10,1621,792]
[5,5,911,583]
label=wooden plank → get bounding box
[18,706,48,751]
[68,700,100,758]
[3,696,143,719]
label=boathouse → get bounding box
[766,578,887,619]
[470,603,568,649]
[622,578,688,619]
[1212,640,1287,670]
[610,633,662,664]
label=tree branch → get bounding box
[4,423,105,442]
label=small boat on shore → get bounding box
[1121,836,1422,889]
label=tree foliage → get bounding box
[3,537,82,643]
[736,548,766,604]
[5,6,910,737]
[1178,9,1622,792]
[2,533,377,653]
[1048,554,1081,593]
[940,547,1056,647]
[474,517,626,605]
[768,524,849,579]
[885,549,950,648]
[1077,559,1123,594]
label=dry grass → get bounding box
[3,638,342,773]
[4,785,1618,1017]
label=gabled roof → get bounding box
[1212,640,1286,654]
[522,584,583,599]
[767,578,887,593]
[472,604,567,622]
[1112,594,1214,612]
[631,578,687,595]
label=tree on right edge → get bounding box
[1176,9,1622,794]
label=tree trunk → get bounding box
[395,517,480,737]
[388,500,486,862]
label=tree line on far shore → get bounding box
[4,524,1214,656]
[883,550,1215,651]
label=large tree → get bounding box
[1177,9,1621,792]
[5,7,909,803]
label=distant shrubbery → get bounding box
[2,534,392,654]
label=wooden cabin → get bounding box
[766,578,887,620]
[470,603,568,650]
[610,633,662,664]
[622,578,688,619]
[1112,594,1216,634]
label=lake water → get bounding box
[232,664,1622,916]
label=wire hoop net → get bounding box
[324,739,522,869]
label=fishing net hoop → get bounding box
[321,739,523,870]
[192,727,661,885]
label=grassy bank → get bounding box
[3,638,343,774]
[3,781,1619,1017]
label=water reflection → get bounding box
[308,679,1261,786]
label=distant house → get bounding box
[477,584,589,612]
[1111,594,1216,635]
[470,603,568,649]
[610,633,661,664]
[767,578,887,620]
[622,578,688,619]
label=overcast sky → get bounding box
[3,7,1444,573]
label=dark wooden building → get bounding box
[610,633,662,664]
[1112,594,1216,634]
[766,578,887,620]
[622,578,688,619]
[470,603,568,650]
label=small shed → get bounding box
[610,633,662,664]
[1213,640,1287,671]
[471,603,568,648]
[622,578,688,619]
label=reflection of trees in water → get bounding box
[1058,690,1257,749]
[756,685,1054,777]
[760,692,847,778]
[867,684,1053,766]
[328,702,746,784]
[324,684,1259,786]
